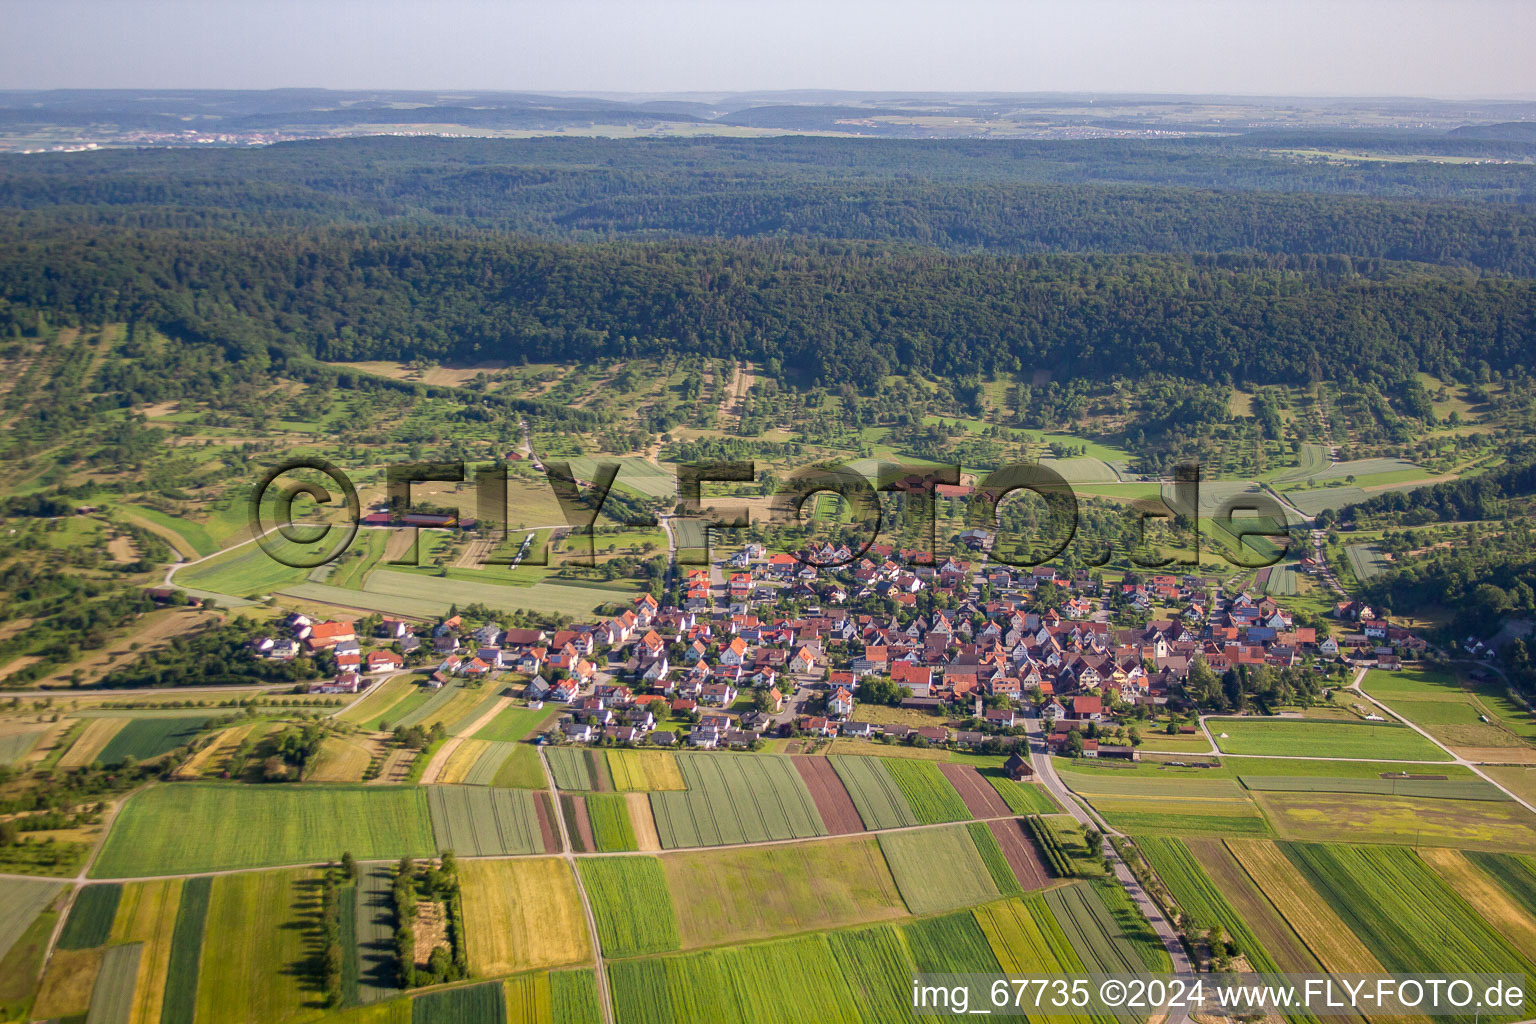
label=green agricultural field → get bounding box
[606,750,685,791]
[356,866,402,1005]
[174,541,313,598]
[86,942,141,1024]
[337,675,418,728]
[884,758,971,824]
[1464,853,1536,921]
[1282,842,1536,1021]
[1252,790,1536,851]
[471,703,555,742]
[986,775,1059,814]
[1343,542,1390,582]
[607,914,1002,1024]
[578,856,680,957]
[95,715,212,766]
[1141,837,1289,976]
[92,784,436,876]
[1058,770,1270,835]
[586,793,638,852]
[878,826,1001,915]
[1362,665,1536,752]
[830,754,917,830]
[904,910,1003,973]
[489,743,548,788]
[1239,775,1508,800]
[338,570,641,619]
[159,876,210,1024]
[648,753,826,848]
[549,969,603,1024]
[427,785,546,856]
[0,880,61,962]
[1209,716,1451,760]
[412,981,506,1024]
[1044,882,1157,977]
[662,837,908,948]
[546,746,598,790]
[195,868,320,1024]
[58,883,120,949]
[968,822,1023,897]
[121,504,219,558]
[389,679,466,730]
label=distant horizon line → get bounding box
[2,86,1535,105]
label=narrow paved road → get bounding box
[1024,715,1194,984]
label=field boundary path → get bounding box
[541,746,614,1024]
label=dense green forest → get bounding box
[2,229,1534,387]
[2,136,1533,387]
[3,137,1536,268]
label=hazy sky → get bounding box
[1,0,1532,98]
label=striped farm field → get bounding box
[884,758,971,824]
[1345,542,1390,583]
[176,723,257,778]
[1239,775,1508,800]
[1250,790,1536,850]
[1044,882,1157,976]
[437,738,491,784]
[503,969,603,1024]
[830,754,917,830]
[1059,770,1270,836]
[0,724,46,765]
[459,858,591,977]
[545,746,599,790]
[56,716,127,768]
[427,786,546,856]
[411,980,506,1024]
[87,942,142,1024]
[586,793,638,852]
[648,753,826,848]
[578,856,680,957]
[986,774,1059,815]
[968,821,1023,897]
[1282,841,1536,1011]
[549,969,603,1024]
[194,869,321,1024]
[1225,839,1386,976]
[606,749,685,791]
[662,836,908,948]
[109,877,183,1024]
[879,826,1000,915]
[1465,852,1536,921]
[59,883,121,949]
[391,679,470,731]
[471,702,555,743]
[337,675,417,728]
[1178,838,1330,979]
[607,915,1005,1024]
[1142,837,1291,975]
[158,876,210,1024]
[93,784,436,876]
[1419,848,1536,956]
